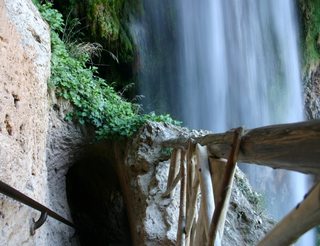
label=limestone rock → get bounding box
[45,95,94,246]
[0,0,50,245]
[304,63,320,120]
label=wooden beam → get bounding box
[258,182,320,246]
[163,120,320,174]
[163,149,181,198]
[207,120,320,174]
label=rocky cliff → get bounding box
[0,1,95,245]
[304,64,320,120]
[0,0,51,245]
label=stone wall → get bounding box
[0,0,50,245]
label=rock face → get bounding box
[305,63,320,120]
[45,96,94,245]
[116,122,274,245]
[0,1,94,244]
[0,0,50,245]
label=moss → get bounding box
[298,0,320,70]
[55,0,137,64]
[51,0,141,98]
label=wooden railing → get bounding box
[162,120,320,246]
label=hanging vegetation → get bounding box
[33,1,180,139]
[299,0,320,70]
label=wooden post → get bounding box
[209,157,227,206]
[177,150,187,246]
[193,203,207,246]
[258,182,320,246]
[163,149,181,198]
[185,143,199,242]
[208,127,243,246]
[196,144,215,240]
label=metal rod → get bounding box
[0,180,75,228]
[31,211,48,235]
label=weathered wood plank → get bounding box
[258,182,320,246]
[177,150,187,246]
[196,144,215,240]
[163,120,320,174]
[206,120,320,174]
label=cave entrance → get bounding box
[66,155,131,245]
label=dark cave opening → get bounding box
[66,155,131,246]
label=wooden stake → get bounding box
[177,149,187,246]
[187,217,197,246]
[193,202,207,246]
[163,149,180,198]
[209,157,227,206]
[196,144,215,239]
[207,127,243,246]
[185,173,200,237]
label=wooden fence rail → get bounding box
[163,120,320,245]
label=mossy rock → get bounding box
[55,0,137,63]
[298,0,320,70]
[52,0,141,98]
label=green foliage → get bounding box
[61,0,137,64]
[85,0,137,62]
[299,0,320,69]
[36,1,180,139]
[33,2,64,32]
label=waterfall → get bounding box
[131,0,315,244]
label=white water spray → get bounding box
[131,0,315,244]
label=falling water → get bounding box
[131,0,315,244]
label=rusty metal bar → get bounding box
[0,180,75,231]
[31,211,48,235]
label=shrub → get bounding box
[34,1,180,139]
[299,0,320,69]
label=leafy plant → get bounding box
[34,1,180,139]
[299,0,320,70]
